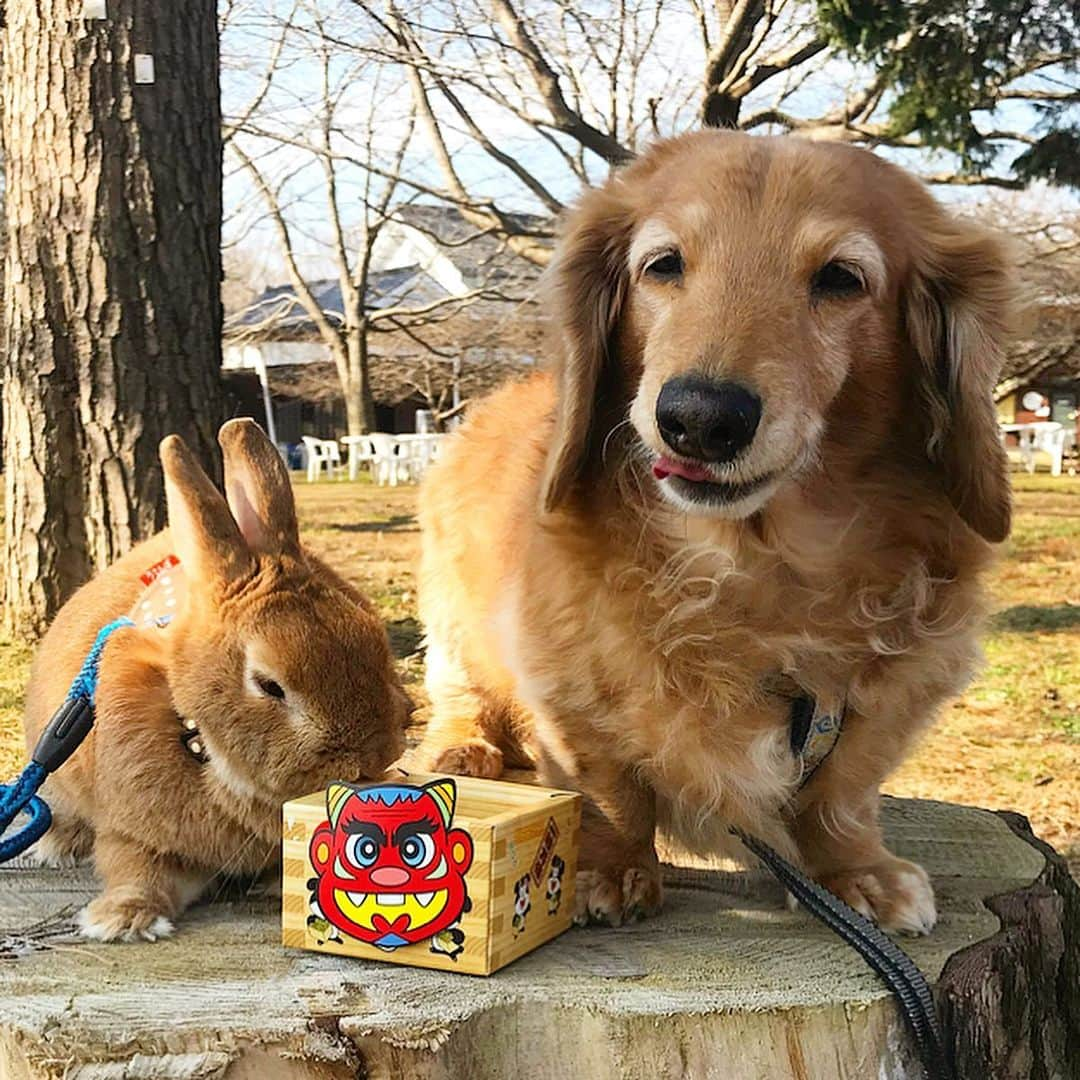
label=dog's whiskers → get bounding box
[600,418,633,468]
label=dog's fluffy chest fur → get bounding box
[502,498,987,847]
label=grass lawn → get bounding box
[1,472,1076,874]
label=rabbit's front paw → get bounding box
[78,890,175,943]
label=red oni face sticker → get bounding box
[308,779,474,951]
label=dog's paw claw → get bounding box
[573,864,663,928]
[431,741,504,779]
[821,858,936,936]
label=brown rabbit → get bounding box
[22,419,410,942]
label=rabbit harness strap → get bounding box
[0,553,193,862]
[0,617,134,864]
[129,557,207,763]
[179,715,210,764]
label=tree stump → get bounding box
[1,798,1076,1079]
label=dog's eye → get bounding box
[811,261,865,300]
[644,250,683,281]
[255,675,286,701]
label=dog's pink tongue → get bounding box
[652,456,713,483]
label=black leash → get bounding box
[733,827,954,1080]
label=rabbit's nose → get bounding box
[370,866,410,887]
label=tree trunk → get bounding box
[2,0,224,637]
[343,327,376,435]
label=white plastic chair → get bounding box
[368,433,406,487]
[1029,422,1069,477]
[398,437,430,482]
[301,436,343,482]
[341,436,375,481]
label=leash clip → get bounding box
[31,696,95,775]
[0,616,133,865]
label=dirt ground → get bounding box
[1,472,1076,874]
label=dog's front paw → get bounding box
[820,856,936,936]
[78,891,175,943]
[431,740,504,779]
[573,863,663,928]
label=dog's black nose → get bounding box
[656,376,762,463]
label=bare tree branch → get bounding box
[726,36,828,100]
[386,2,554,266]
[230,140,347,359]
[924,172,1027,191]
[488,0,634,164]
[415,53,565,213]
[222,1,299,146]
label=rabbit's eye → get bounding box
[255,675,286,701]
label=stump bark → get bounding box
[0,798,1076,1079]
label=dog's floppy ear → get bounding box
[540,186,633,513]
[905,209,1015,542]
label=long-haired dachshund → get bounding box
[415,131,1013,933]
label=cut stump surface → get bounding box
[1,797,1077,1079]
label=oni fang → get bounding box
[308,779,474,951]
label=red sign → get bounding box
[531,817,560,886]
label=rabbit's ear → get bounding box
[160,435,254,585]
[219,419,302,559]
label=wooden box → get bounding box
[282,771,581,975]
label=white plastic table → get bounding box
[340,433,445,484]
[395,433,443,481]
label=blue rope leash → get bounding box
[0,617,134,864]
